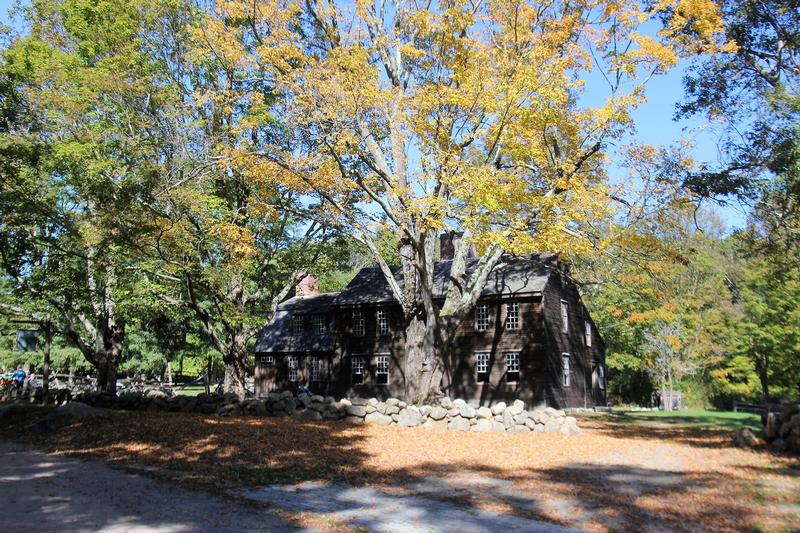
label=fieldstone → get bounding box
[367,398,379,407]
[398,406,423,427]
[272,400,286,412]
[459,403,477,419]
[343,416,364,424]
[298,394,312,408]
[533,423,545,433]
[309,403,326,413]
[524,418,537,429]
[385,404,401,416]
[429,406,447,421]
[502,409,515,429]
[508,399,525,415]
[771,438,787,452]
[513,411,529,424]
[471,419,493,432]
[268,392,282,402]
[351,397,367,406]
[311,394,325,403]
[448,416,471,431]
[346,405,367,417]
[365,412,393,425]
[386,398,401,406]
[294,409,322,421]
[338,398,353,407]
[280,390,293,400]
[376,402,387,414]
[440,397,452,409]
[491,402,506,415]
[422,418,448,429]
[284,399,297,413]
[544,417,561,433]
[391,413,399,422]
[419,405,432,417]
[255,402,267,416]
[491,420,506,433]
[447,407,460,417]
[452,399,466,409]
[33,402,99,432]
[508,424,531,434]
[733,428,763,448]
[365,405,377,414]
[560,418,582,436]
[398,401,408,409]
[477,406,493,419]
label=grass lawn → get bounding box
[2,405,798,532]
[582,409,762,431]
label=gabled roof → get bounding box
[254,293,337,353]
[335,253,557,306]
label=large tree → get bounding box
[198,0,731,399]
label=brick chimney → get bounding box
[439,232,477,261]
[295,273,319,297]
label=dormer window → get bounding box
[505,301,520,330]
[292,314,304,336]
[352,310,365,337]
[475,303,489,332]
[560,300,569,333]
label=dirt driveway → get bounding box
[1,408,798,532]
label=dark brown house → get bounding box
[254,253,606,409]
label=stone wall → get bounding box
[2,387,582,436]
[762,402,800,453]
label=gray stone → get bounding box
[459,403,477,419]
[280,390,294,400]
[33,402,99,432]
[559,421,582,436]
[429,406,447,421]
[524,418,537,429]
[513,411,529,424]
[440,397,452,409]
[491,402,506,415]
[284,399,296,413]
[447,416,471,431]
[310,394,325,403]
[491,420,506,433]
[365,412,393,425]
[508,399,525,415]
[343,416,364,424]
[367,398,379,407]
[272,400,286,412]
[376,402,387,414]
[398,401,408,409]
[385,404,401,416]
[508,424,531,434]
[345,405,367,418]
[294,409,322,421]
[477,406,493,419]
[452,399,466,409]
[502,409,515,429]
[733,428,762,448]
[397,406,423,427]
[338,398,352,407]
[365,405,377,414]
[544,417,561,433]
[298,394,312,407]
[419,405,432,417]
[351,397,367,406]
[533,423,545,433]
[471,419,493,432]
[386,398,400,406]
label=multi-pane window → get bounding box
[287,355,299,382]
[476,352,490,383]
[351,355,365,384]
[310,356,321,382]
[475,303,490,332]
[312,314,326,335]
[562,353,571,387]
[292,314,304,335]
[560,300,569,333]
[505,301,520,330]
[260,355,274,366]
[376,309,389,336]
[585,320,592,347]
[352,310,365,337]
[376,355,389,385]
[505,351,520,382]
[598,365,605,390]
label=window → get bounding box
[505,351,520,382]
[505,301,520,330]
[376,355,389,385]
[351,356,365,384]
[260,355,274,366]
[287,356,299,382]
[376,309,389,336]
[560,300,569,333]
[310,356,321,382]
[352,310,365,337]
[562,353,571,387]
[292,314,304,336]
[585,320,592,347]
[476,352,490,383]
[475,303,489,332]
[598,365,605,390]
[312,315,326,335]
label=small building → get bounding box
[254,251,606,409]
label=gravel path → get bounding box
[0,440,296,532]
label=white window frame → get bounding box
[312,314,326,335]
[475,303,489,332]
[504,351,520,382]
[476,352,490,383]
[376,309,389,336]
[505,301,520,330]
[376,354,389,385]
[260,355,274,366]
[287,355,299,382]
[585,320,592,347]
[352,310,365,337]
[562,353,571,387]
[598,364,605,390]
[351,355,365,384]
[310,356,322,382]
[560,300,569,333]
[292,314,304,336]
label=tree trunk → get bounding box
[95,356,118,395]
[93,320,124,395]
[42,319,52,405]
[222,330,249,400]
[667,371,674,412]
[754,351,770,401]
[403,310,443,403]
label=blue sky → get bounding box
[0,0,748,231]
